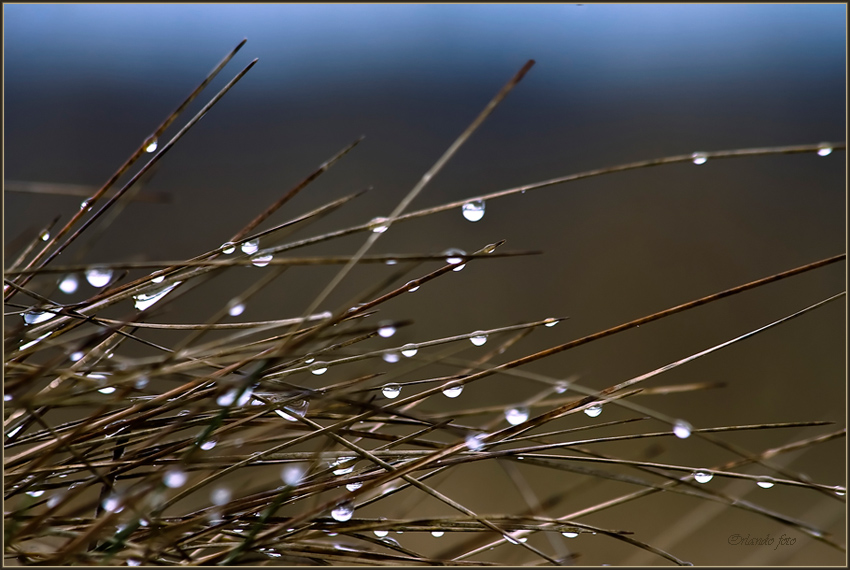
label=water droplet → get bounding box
[3,394,11,402]
[275,399,309,421]
[310,362,328,375]
[164,469,187,488]
[240,239,260,254]
[462,200,485,222]
[554,380,570,394]
[132,376,148,389]
[405,281,420,292]
[382,351,400,363]
[80,199,91,211]
[47,494,64,509]
[70,351,84,362]
[385,258,397,266]
[98,386,117,395]
[331,501,354,522]
[281,465,305,486]
[332,457,356,475]
[252,253,273,267]
[133,281,181,311]
[39,230,50,242]
[378,321,396,338]
[544,317,560,327]
[442,383,464,398]
[85,267,113,288]
[382,383,401,399]
[216,386,253,407]
[470,332,488,346]
[371,529,388,538]
[305,357,315,364]
[694,470,713,484]
[817,143,833,157]
[673,419,693,439]
[561,529,580,538]
[465,432,486,451]
[128,558,142,566]
[211,487,231,505]
[835,488,846,496]
[505,406,530,425]
[145,137,158,153]
[431,530,445,538]
[102,495,123,513]
[221,242,236,254]
[691,152,708,165]
[23,310,56,325]
[346,481,362,491]
[756,476,775,489]
[400,344,418,358]
[228,302,245,316]
[443,248,466,271]
[58,274,79,294]
[368,217,389,234]
[584,404,603,418]
[26,489,45,498]
[6,424,24,438]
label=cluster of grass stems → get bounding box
[3,39,846,566]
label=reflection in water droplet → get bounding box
[443,248,466,271]
[431,530,445,538]
[378,321,396,338]
[462,200,485,222]
[39,230,50,242]
[281,465,305,486]
[252,253,273,267]
[382,383,401,399]
[23,310,56,325]
[26,490,45,498]
[385,258,397,266]
[817,143,833,156]
[554,380,570,394]
[310,362,328,375]
[562,530,579,538]
[382,351,400,363]
[70,351,84,362]
[465,433,486,451]
[331,501,354,522]
[691,152,708,165]
[374,530,389,537]
[673,419,693,439]
[133,281,181,311]
[59,274,79,294]
[756,476,775,489]
[470,333,488,346]
[98,386,116,395]
[505,406,530,425]
[401,344,418,357]
[241,239,259,255]
[221,242,236,255]
[164,469,187,488]
[228,302,245,316]
[406,281,420,292]
[584,404,603,418]
[369,217,389,233]
[200,439,217,451]
[217,386,253,407]
[694,470,713,484]
[544,317,560,327]
[85,267,113,288]
[4,394,11,402]
[332,457,355,475]
[145,137,158,153]
[346,481,362,491]
[442,383,463,398]
[102,495,123,513]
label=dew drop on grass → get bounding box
[276,399,309,421]
[70,351,84,362]
[221,242,236,254]
[378,321,396,338]
[584,404,603,418]
[691,152,708,165]
[385,258,397,266]
[200,439,217,451]
[470,333,488,346]
[85,267,113,288]
[98,386,116,395]
[133,281,181,311]
[26,490,45,498]
[252,253,273,267]
[544,317,560,327]
[211,487,231,505]
[756,476,775,489]
[241,239,260,254]
[817,143,833,156]
[431,530,445,538]
[465,432,486,451]
[281,465,305,486]
[102,495,123,513]
[561,530,580,538]
[332,457,355,475]
[346,481,362,491]
[382,383,401,399]
[443,248,466,271]
[228,302,245,316]
[505,406,529,425]
[331,501,354,522]
[59,274,79,294]
[462,200,485,222]
[23,310,56,325]
[164,469,187,488]
[145,137,158,153]
[310,362,328,375]
[406,281,420,292]
[39,230,50,241]
[694,470,713,484]
[4,394,11,401]
[554,380,570,393]
[369,217,389,233]
[382,351,400,363]
[673,419,693,439]
[442,383,463,398]
[374,530,389,537]
[401,344,418,357]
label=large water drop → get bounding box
[331,501,354,522]
[462,200,485,222]
[85,267,113,288]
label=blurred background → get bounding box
[4,4,846,565]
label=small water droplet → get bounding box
[331,501,354,522]
[756,476,775,489]
[275,399,309,421]
[305,357,315,364]
[817,143,833,157]
[85,267,113,288]
[835,488,845,496]
[378,321,396,338]
[128,558,142,566]
[382,351,400,363]
[221,242,236,254]
[691,152,708,165]
[240,239,260,255]
[554,380,570,394]
[132,376,148,389]
[431,530,445,538]
[368,217,389,233]
[252,253,273,267]
[332,457,356,475]
[211,486,231,505]
[59,274,79,294]
[470,332,488,346]
[694,470,713,484]
[3,394,11,402]
[544,317,559,327]
[145,137,158,153]
[80,199,91,211]
[228,302,245,316]
[164,469,187,488]
[373,529,389,537]
[346,481,363,491]
[561,529,580,538]
[673,419,693,439]
[23,310,57,325]
[382,383,402,399]
[584,404,603,418]
[443,248,466,271]
[385,258,397,266]
[505,406,530,425]
[465,432,486,451]
[26,489,45,498]
[70,351,84,362]
[462,200,485,222]
[133,281,181,311]
[38,229,50,242]
[405,281,420,292]
[442,383,464,398]
[310,362,328,375]
[102,495,123,513]
[98,386,117,395]
[281,465,305,486]
[401,344,418,357]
